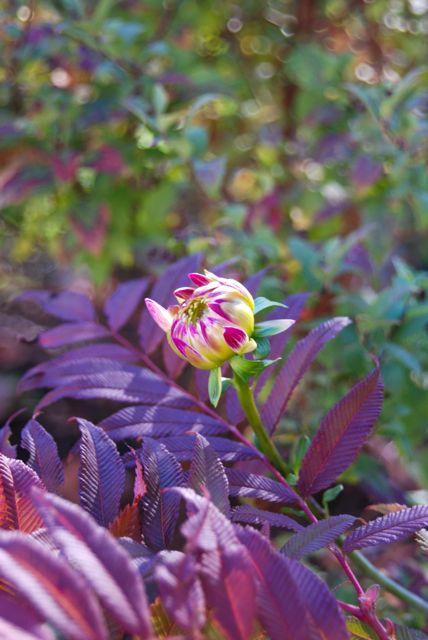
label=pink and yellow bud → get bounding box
[145,270,257,369]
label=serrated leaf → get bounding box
[0,593,55,640]
[78,419,125,527]
[226,469,298,505]
[188,434,230,516]
[32,490,153,638]
[0,531,107,640]
[343,505,428,552]
[21,419,64,492]
[281,515,355,560]
[232,505,303,532]
[298,365,383,497]
[262,317,352,433]
[0,453,44,533]
[395,624,428,639]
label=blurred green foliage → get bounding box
[1,0,428,482]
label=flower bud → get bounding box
[145,270,257,369]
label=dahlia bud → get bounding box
[145,270,257,370]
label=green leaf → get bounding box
[230,356,281,383]
[221,377,233,393]
[346,617,378,639]
[253,319,295,338]
[208,367,222,407]
[253,337,271,359]
[253,297,288,316]
[322,484,344,513]
[292,436,311,474]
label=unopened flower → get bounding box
[145,270,257,369]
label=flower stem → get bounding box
[232,374,289,477]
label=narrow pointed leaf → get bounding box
[298,365,383,496]
[32,489,153,638]
[281,515,355,560]
[343,505,428,552]
[0,531,107,640]
[104,277,150,332]
[78,419,125,527]
[226,469,298,505]
[188,434,230,516]
[39,322,109,348]
[0,593,55,640]
[21,419,64,492]
[141,439,185,550]
[0,454,44,532]
[232,505,303,531]
[262,317,352,433]
[208,367,222,407]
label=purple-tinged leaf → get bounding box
[39,321,109,349]
[18,344,136,393]
[232,505,303,531]
[78,419,125,527]
[188,434,230,516]
[140,439,185,550]
[32,489,153,638]
[0,454,44,532]
[262,317,352,433]
[99,405,228,440]
[238,526,348,640]
[194,368,210,401]
[0,412,18,458]
[139,254,202,353]
[35,367,192,410]
[298,365,383,497]
[281,515,355,560]
[154,435,256,463]
[395,624,428,640]
[343,506,428,552]
[243,269,268,297]
[21,419,64,492]
[201,545,256,640]
[104,277,150,332]
[0,593,55,640]
[0,531,107,640]
[43,291,96,322]
[155,551,206,633]
[226,469,298,505]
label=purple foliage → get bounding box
[0,593,55,640]
[21,419,64,492]
[343,506,428,552]
[281,515,355,559]
[187,433,230,516]
[298,364,383,496]
[226,468,298,504]
[39,321,110,348]
[232,505,304,531]
[104,277,150,332]
[262,317,352,433]
[78,419,125,527]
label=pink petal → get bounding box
[172,336,206,367]
[223,326,248,352]
[188,272,210,286]
[144,298,173,332]
[174,287,195,302]
[207,301,232,322]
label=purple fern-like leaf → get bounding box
[298,364,383,497]
[226,468,298,505]
[139,253,202,353]
[187,433,230,516]
[343,505,428,552]
[155,551,206,633]
[21,419,64,492]
[281,515,355,560]
[262,317,352,433]
[0,454,44,532]
[104,277,150,332]
[238,526,349,640]
[232,505,303,531]
[78,419,125,527]
[99,405,227,440]
[140,438,185,550]
[32,489,153,638]
[0,530,108,640]
[39,321,110,348]
[0,593,55,640]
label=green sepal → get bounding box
[208,367,222,407]
[253,337,271,359]
[292,435,311,474]
[253,318,295,338]
[253,296,288,316]
[286,473,298,486]
[221,377,233,393]
[230,356,281,383]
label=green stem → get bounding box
[233,374,289,477]
[351,550,428,617]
